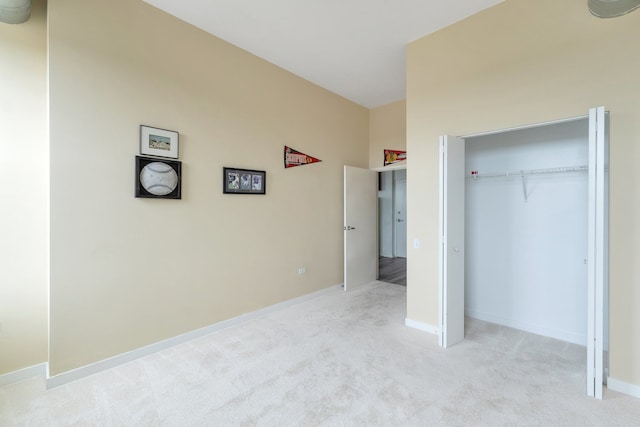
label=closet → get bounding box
[440,107,608,398]
[464,119,589,346]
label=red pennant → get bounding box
[384,149,406,166]
[284,146,322,168]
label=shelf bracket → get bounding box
[521,171,528,203]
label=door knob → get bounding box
[397,219,404,222]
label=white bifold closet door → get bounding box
[439,135,465,348]
[587,106,608,399]
[439,106,608,399]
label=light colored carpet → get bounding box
[1,281,639,426]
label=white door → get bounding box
[587,106,609,399]
[394,180,407,258]
[344,165,378,291]
[439,135,465,347]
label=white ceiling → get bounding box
[143,0,504,108]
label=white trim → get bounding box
[371,160,406,172]
[0,363,47,387]
[594,106,606,400]
[438,136,446,347]
[46,6,52,397]
[607,377,640,399]
[465,309,586,346]
[405,318,438,335]
[47,284,342,389]
[461,114,589,139]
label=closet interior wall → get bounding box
[464,119,589,346]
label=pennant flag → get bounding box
[284,146,322,168]
[384,149,406,166]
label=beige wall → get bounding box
[407,0,640,386]
[48,0,368,375]
[369,100,406,169]
[0,0,48,375]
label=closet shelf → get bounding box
[467,165,588,203]
[466,165,588,180]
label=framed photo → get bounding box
[135,156,181,199]
[223,167,266,195]
[140,125,179,159]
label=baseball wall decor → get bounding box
[223,167,266,195]
[135,156,182,199]
[140,125,179,159]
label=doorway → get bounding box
[378,169,407,285]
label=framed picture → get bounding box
[140,125,179,159]
[135,156,181,199]
[223,167,266,195]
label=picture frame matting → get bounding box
[140,125,179,159]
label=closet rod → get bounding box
[467,165,588,180]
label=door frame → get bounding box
[370,164,409,257]
[439,109,609,398]
[344,163,407,289]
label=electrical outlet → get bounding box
[298,267,306,275]
[413,238,420,249]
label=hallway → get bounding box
[378,256,406,286]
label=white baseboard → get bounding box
[607,376,640,399]
[465,309,586,346]
[405,318,438,335]
[0,363,47,387]
[47,284,342,389]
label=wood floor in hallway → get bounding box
[378,256,406,286]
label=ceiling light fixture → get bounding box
[588,0,640,18]
[0,0,31,24]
